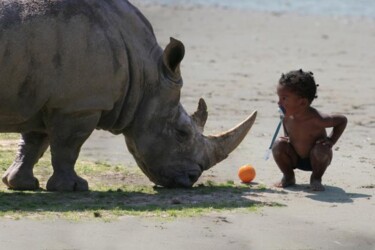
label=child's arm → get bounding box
[317,114,348,147]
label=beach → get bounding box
[1,1,374,249]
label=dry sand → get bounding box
[1,2,374,250]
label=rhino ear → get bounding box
[162,37,185,79]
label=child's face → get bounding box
[276,84,306,116]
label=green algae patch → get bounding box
[0,133,282,221]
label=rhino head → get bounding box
[124,38,257,188]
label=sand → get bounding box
[1,2,374,250]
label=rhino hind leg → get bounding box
[2,132,49,190]
[46,111,100,192]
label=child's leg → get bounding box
[272,138,298,187]
[310,143,332,191]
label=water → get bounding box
[138,0,375,19]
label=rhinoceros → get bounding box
[0,0,257,191]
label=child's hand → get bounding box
[316,137,333,148]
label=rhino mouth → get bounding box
[169,167,202,188]
[146,163,203,188]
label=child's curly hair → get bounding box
[279,69,318,104]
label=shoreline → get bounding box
[131,0,375,21]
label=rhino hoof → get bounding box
[2,169,40,191]
[46,173,89,192]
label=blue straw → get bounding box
[264,107,284,160]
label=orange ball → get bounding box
[238,164,256,183]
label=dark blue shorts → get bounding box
[294,157,312,171]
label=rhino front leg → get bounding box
[46,111,100,192]
[2,132,49,190]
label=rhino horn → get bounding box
[204,111,257,170]
[191,98,208,132]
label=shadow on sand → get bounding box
[284,184,372,203]
[0,184,287,215]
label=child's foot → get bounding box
[274,176,296,188]
[310,177,325,191]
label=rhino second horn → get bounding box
[191,98,208,132]
[205,110,257,169]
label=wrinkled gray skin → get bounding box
[0,0,257,191]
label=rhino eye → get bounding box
[175,128,191,142]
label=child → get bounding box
[272,69,347,191]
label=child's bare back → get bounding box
[272,69,347,191]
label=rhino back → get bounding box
[0,0,158,128]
